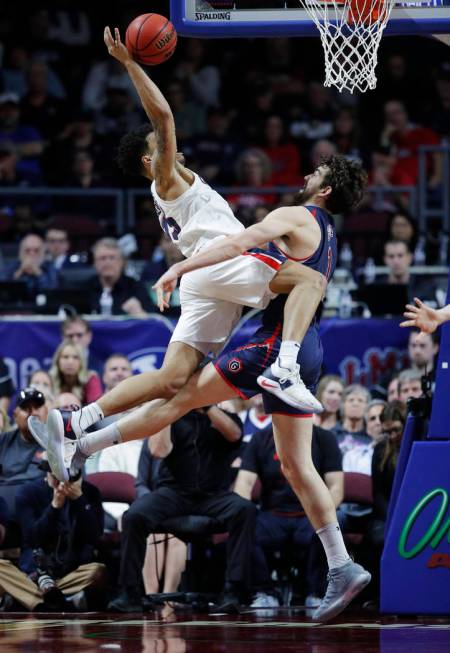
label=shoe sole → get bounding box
[47,409,69,482]
[312,571,372,622]
[256,376,324,413]
[28,416,49,449]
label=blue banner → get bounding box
[0,316,409,391]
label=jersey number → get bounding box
[158,214,181,242]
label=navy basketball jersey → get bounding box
[263,205,337,328]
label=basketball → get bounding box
[125,14,177,66]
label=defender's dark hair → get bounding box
[116,124,154,177]
[320,155,367,214]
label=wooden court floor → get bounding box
[1,608,450,653]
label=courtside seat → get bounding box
[342,472,373,546]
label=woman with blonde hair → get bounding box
[49,340,102,405]
[314,375,345,431]
[0,407,11,434]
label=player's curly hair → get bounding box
[116,124,154,177]
[320,155,367,214]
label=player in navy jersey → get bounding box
[30,155,370,621]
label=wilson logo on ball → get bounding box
[228,359,242,373]
[155,33,175,50]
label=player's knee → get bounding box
[280,454,312,484]
[159,370,190,399]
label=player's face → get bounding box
[295,165,329,204]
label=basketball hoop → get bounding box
[299,0,396,93]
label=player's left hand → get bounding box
[104,26,132,66]
[152,266,180,312]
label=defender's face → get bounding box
[296,165,329,204]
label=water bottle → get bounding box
[99,288,113,316]
[414,236,426,265]
[339,242,353,272]
[363,257,376,284]
[339,288,353,319]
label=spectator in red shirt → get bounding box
[261,115,302,185]
[379,100,442,187]
[228,148,276,221]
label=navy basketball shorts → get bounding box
[214,323,323,417]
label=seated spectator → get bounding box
[45,227,81,271]
[387,375,400,402]
[234,424,343,609]
[0,141,37,187]
[61,316,103,376]
[385,209,418,256]
[1,47,65,100]
[289,82,335,144]
[260,114,302,185]
[108,407,255,614]
[67,151,102,188]
[1,233,58,295]
[54,392,81,410]
[377,100,441,188]
[0,464,106,611]
[175,39,221,108]
[85,238,152,317]
[407,329,438,380]
[331,108,362,161]
[376,240,443,307]
[165,80,205,142]
[0,387,47,544]
[0,92,43,183]
[20,61,69,141]
[228,149,276,221]
[333,384,371,452]
[49,340,102,405]
[0,357,14,413]
[367,400,407,592]
[136,440,187,598]
[93,82,142,141]
[310,139,337,170]
[241,394,272,444]
[398,369,423,403]
[29,369,55,410]
[314,375,345,431]
[82,59,140,112]
[342,399,386,475]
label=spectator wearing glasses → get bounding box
[45,227,80,271]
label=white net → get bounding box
[299,0,396,93]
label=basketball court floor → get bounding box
[1,609,449,652]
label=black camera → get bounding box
[32,548,57,594]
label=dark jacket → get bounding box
[1,259,58,295]
[15,478,104,576]
[85,273,153,315]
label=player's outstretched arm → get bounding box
[152,207,312,310]
[104,27,177,188]
[400,298,450,334]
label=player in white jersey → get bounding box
[48,26,322,430]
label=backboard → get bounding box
[171,0,450,37]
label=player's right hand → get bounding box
[400,297,440,335]
[104,26,132,65]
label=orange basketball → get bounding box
[125,14,177,66]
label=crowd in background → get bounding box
[0,314,438,611]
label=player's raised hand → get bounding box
[400,297,441,335]
[152,266,180,312]
[104,26,132,65]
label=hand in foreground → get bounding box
[104,26,132,66]
[63,476,83,501]
[152,265,180,312]
[400,297,440,335]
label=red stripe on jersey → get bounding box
[243,251,282,271]
[271,241,315,263]
[270,412,313,418]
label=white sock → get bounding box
[316,522,351,570]
[78,402,104,431]
[277,340,300,370]
[77,421,122,456]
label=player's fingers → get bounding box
[400,320,415,328]
[104,26,112,44]
[414,297,425,308]
[114,27,121,44]
[404,304,419,313]
[403,311,418,319]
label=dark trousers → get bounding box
[119,486,257,592]
[253,511,345,597]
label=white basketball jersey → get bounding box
[151,172,244,258]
